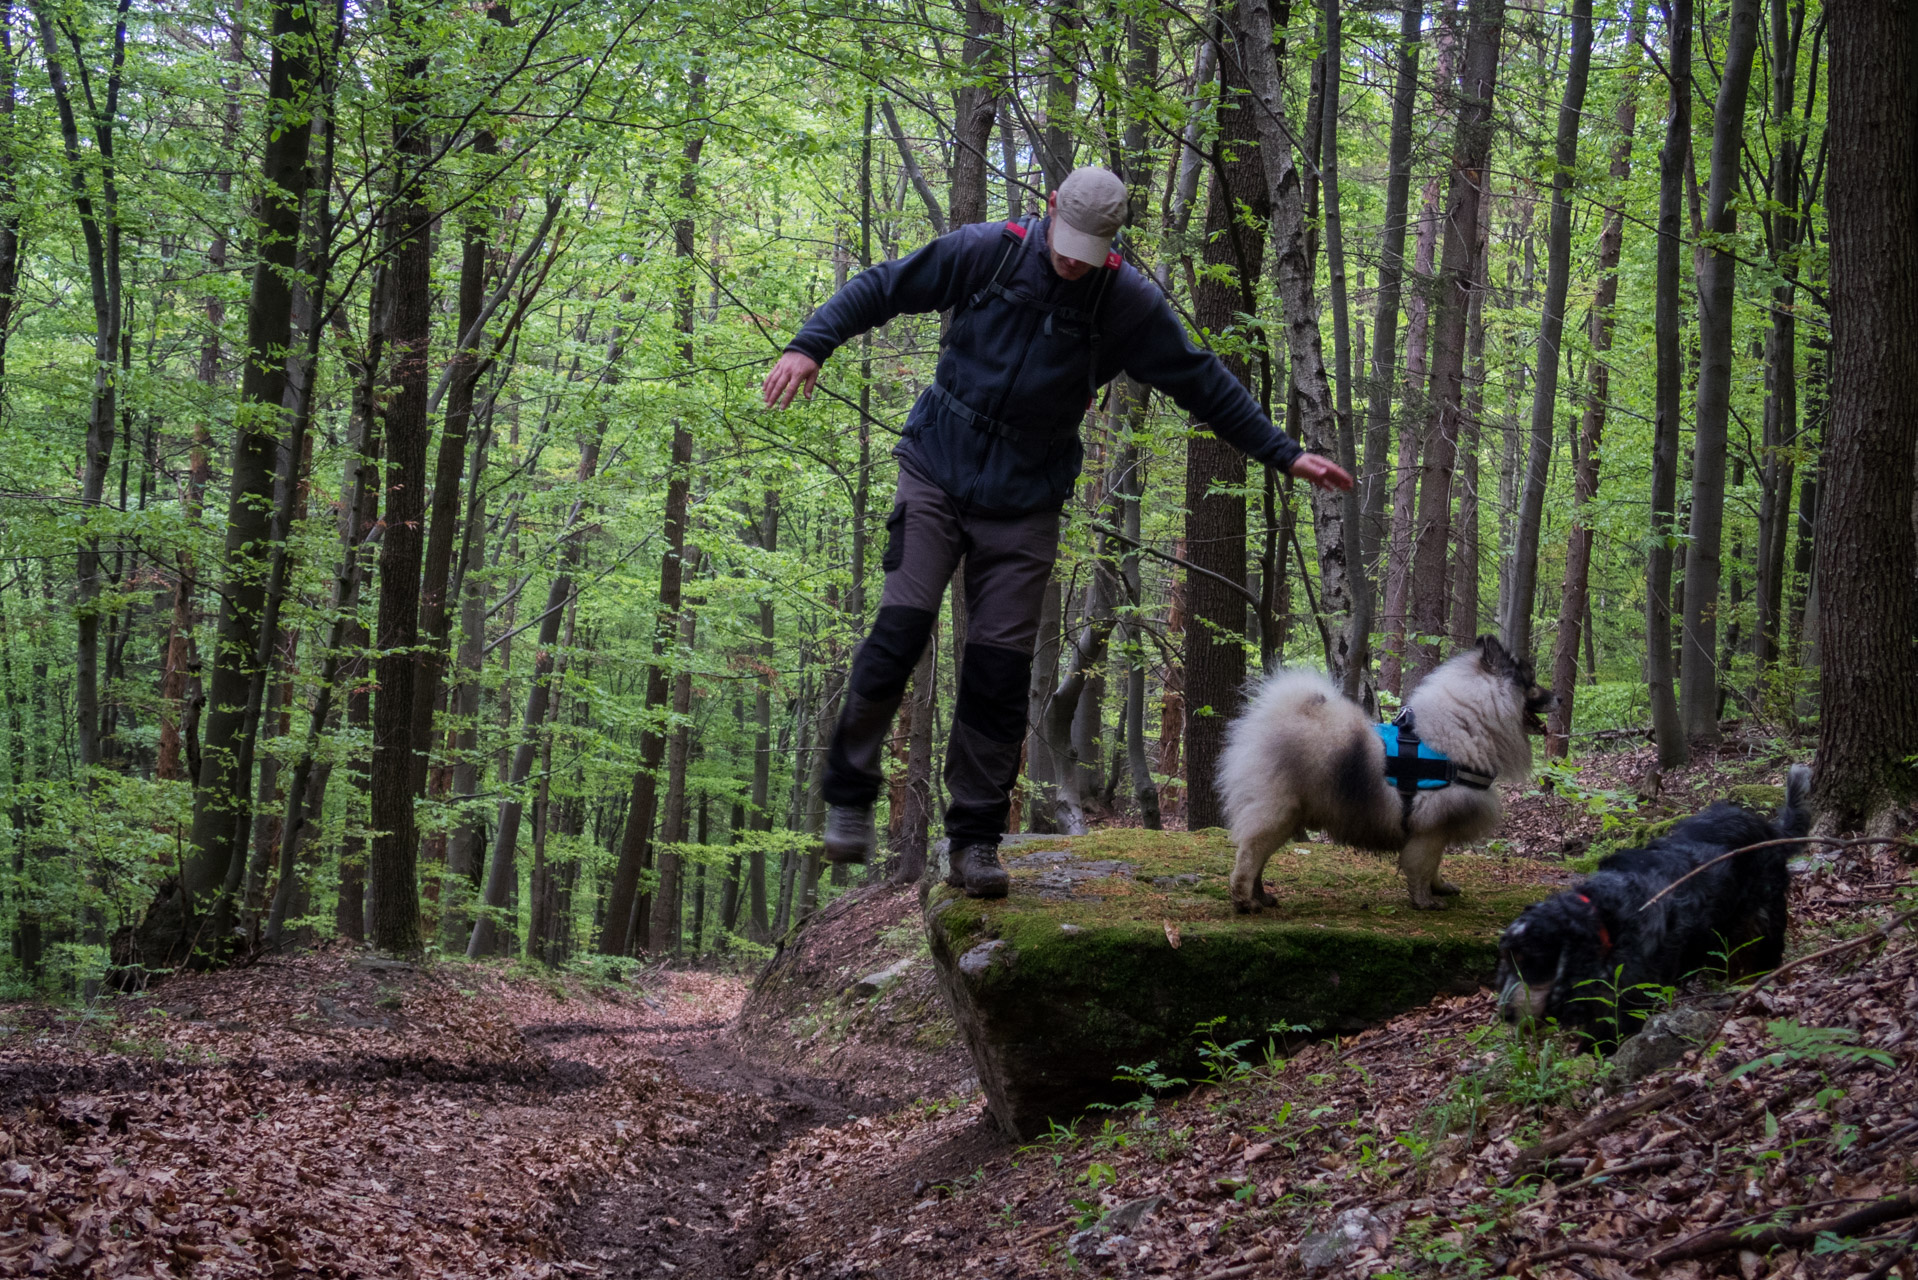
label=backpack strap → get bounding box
[965,218,1036,313]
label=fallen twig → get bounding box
[1511,1081,1697,1177]
[1555,1151,1682,1192]
[1650,1190,1918,1263]
[1637,835,1915,915]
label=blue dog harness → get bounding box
[1375,710,1496,824]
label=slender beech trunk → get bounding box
[1359,0,1424,691]
[1547,10,1644,756]
[1315,0,1367,694]
[1647,0,1693,768]
[1754,0,1811,701]
[950,0,1000,225]
[649,553,701,949]
[1406,0,1503,684]
[469,430,604,958]
[1813,0,1918,828]
[1678,0,1761,744]
[0,15,20,383]
[1504,0,1592,660]
[1381,0,1458,695]
[366,16,434,954]
[602,75,705,955]
[32,0,126,777]
[1238,0,1357,686]
[1181,2,1270,830]
[747,493,777,936]
[167,0,313,951]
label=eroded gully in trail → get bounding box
[546,973,897,1278]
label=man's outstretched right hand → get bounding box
[762,350,821,409]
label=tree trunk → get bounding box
[1646,0,1692,768]
[1380,0,1459,696]
[166,0,313,950]
[1813,0,1918,828]
[950,0,1001,225]
[1546,9,1644,756]
[1678,0,1761,744]
[469,432,604,957]
[1406,0,1504,684]
[1359,0,1425,693]
[747,492,778,938]
[31,0,127,778]
[1181,2,1269,831]
[366,20,434,954]
[649,556,702,950]
[1239,0,1358,689]
[1503,0,1592,661]
[601,76,705,954]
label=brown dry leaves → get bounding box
[0,952,750,1278]
[751,835,1918,1280]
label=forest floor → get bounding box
[1,734,1913,1279]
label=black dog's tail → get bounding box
[1779,764,1813,839]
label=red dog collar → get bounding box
[1576,894,1613,957]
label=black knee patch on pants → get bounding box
[955,643,1032,743]
[851,606,935,703]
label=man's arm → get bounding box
[784,223,999,365]
[765,223,1000,408]
[1119,290,1353,492]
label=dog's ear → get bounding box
[1476,635,1514,674]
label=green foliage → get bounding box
[1726,1019,1896,1080]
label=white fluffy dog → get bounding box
[1219,636,1554,912]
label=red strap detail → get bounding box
[1105,250,1123,270]
[1576,894,1613,956]
[1005,220,1027,239]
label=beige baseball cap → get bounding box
[1051,166,1128,265]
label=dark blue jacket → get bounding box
[785,216,1304,516]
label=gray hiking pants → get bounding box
[823,467,1061,847]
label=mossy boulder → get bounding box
[923,829,1566,1139]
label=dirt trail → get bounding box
[556,973,899,1278]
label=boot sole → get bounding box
[962,882,1009,899]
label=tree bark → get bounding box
[1813,0,1918,827]
[1546,9,1644,756]
[1359,0,1425,693]
[950,0,1001,225]
[1679,0,1761,744]
[1406,0,1504,684]
[1238,0,1357,689]
[1182,3,1270,831]
[1646,0,1693,768]
[1503,0,1592,661]
[169,0,312,944]
[30,0,128,778]
[366,16,434,954]
[601,75,705,954]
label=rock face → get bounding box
[923,830,1564,1138]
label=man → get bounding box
[761,166,1353,898]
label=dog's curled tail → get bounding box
[1780,764,1813,839]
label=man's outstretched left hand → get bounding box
[1288,453,1355,492]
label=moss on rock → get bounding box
[923,830,1564,1138]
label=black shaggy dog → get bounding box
[1495,765,1810,1040]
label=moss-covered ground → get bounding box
[935,828,1564,956]
[924,830,1569,1136]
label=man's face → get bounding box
[1045,191,1099,280]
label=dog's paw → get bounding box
[1430,878,1462,897]
[1232,897,1261,915]
[1406,893,1448,911]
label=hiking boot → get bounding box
[822,803,876,865]
[946,842,1010,899]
